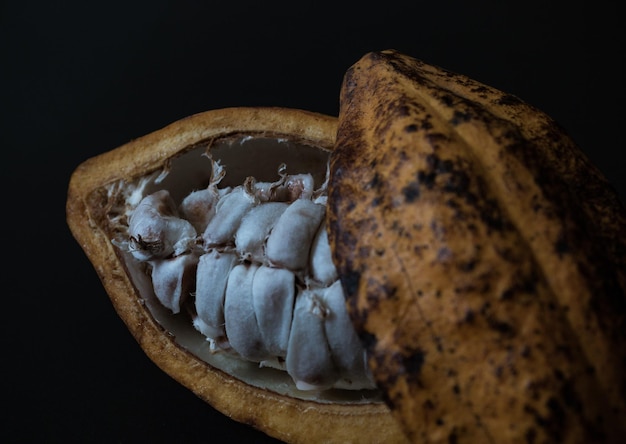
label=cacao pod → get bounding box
[67,51,626,444]
[328,50,626,443]
[66,107,406,443]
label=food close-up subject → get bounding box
[66,49,626,444]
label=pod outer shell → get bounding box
[66,107,407,444]
[328,50,626,443]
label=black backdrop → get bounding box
[2,1,624,442]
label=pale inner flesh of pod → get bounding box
[104,135,383,404]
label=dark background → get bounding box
[2,1,624,442]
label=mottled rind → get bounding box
[328,50,626,443]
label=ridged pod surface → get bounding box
[327,50,626,443]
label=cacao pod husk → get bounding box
[328,49,626,443]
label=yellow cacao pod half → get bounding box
[327,50,626,443]
[66,107,407,444]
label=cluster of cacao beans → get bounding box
[122,157,375,391]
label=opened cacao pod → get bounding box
[67,51,626,443]
[66,107,406,443]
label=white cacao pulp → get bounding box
[108,136,378,399]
